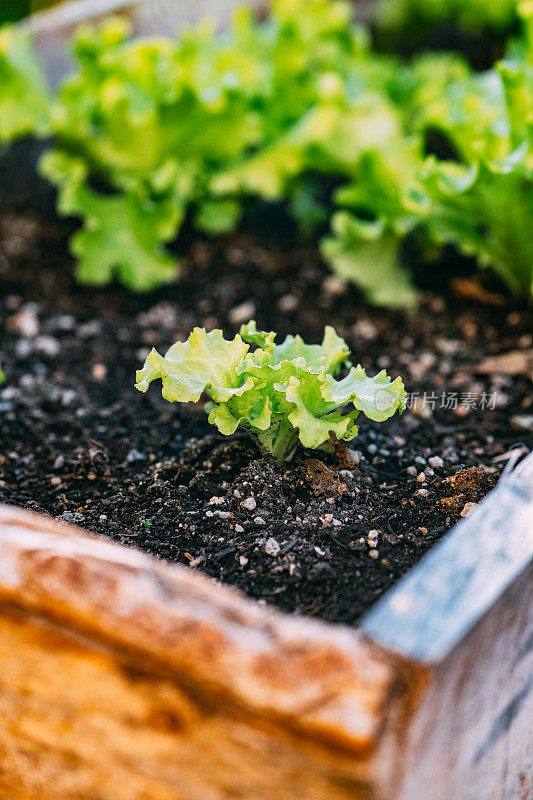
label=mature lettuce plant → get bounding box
[135,322,406,461]
[322,133,423,307]
[2,0,420,299]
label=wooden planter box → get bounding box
[0,454,532,800]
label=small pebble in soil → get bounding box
[460,502,478,517]
[92,363,107,380]
[127,449,145,463]
[8,304,39,338]
[352,319,377,341]
[229,300,256,325]
[278,294,298,312]
[59,512,86,525]
[241,497,257,511]
[321,275,347,297]
[265,538,280,556]
[34,335,60,356]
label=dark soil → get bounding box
[0,193,532,625]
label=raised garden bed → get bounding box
[0,0,532,797]
[1,155,532,800]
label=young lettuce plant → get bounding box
[135,321,406,461]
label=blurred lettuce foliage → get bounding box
[35,0,412,293]
[324,1,533,302]
[1,0,533,301]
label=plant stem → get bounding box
[254,419,300,462]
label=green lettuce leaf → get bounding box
[40,151,180,291]
[406,53,509,162]
[421,153,533,297]
[322,211,418,307]
[135,327,252,402]
[239,321,277,350]
[322,364,407,421]
[194,198,242,235]
[282,372,360,448]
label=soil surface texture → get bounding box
[0,192,531,625]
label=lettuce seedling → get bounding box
[135,321,406,461]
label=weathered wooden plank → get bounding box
[361,452,533,664]
[0,606,384,800]
[378,562,533,800]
